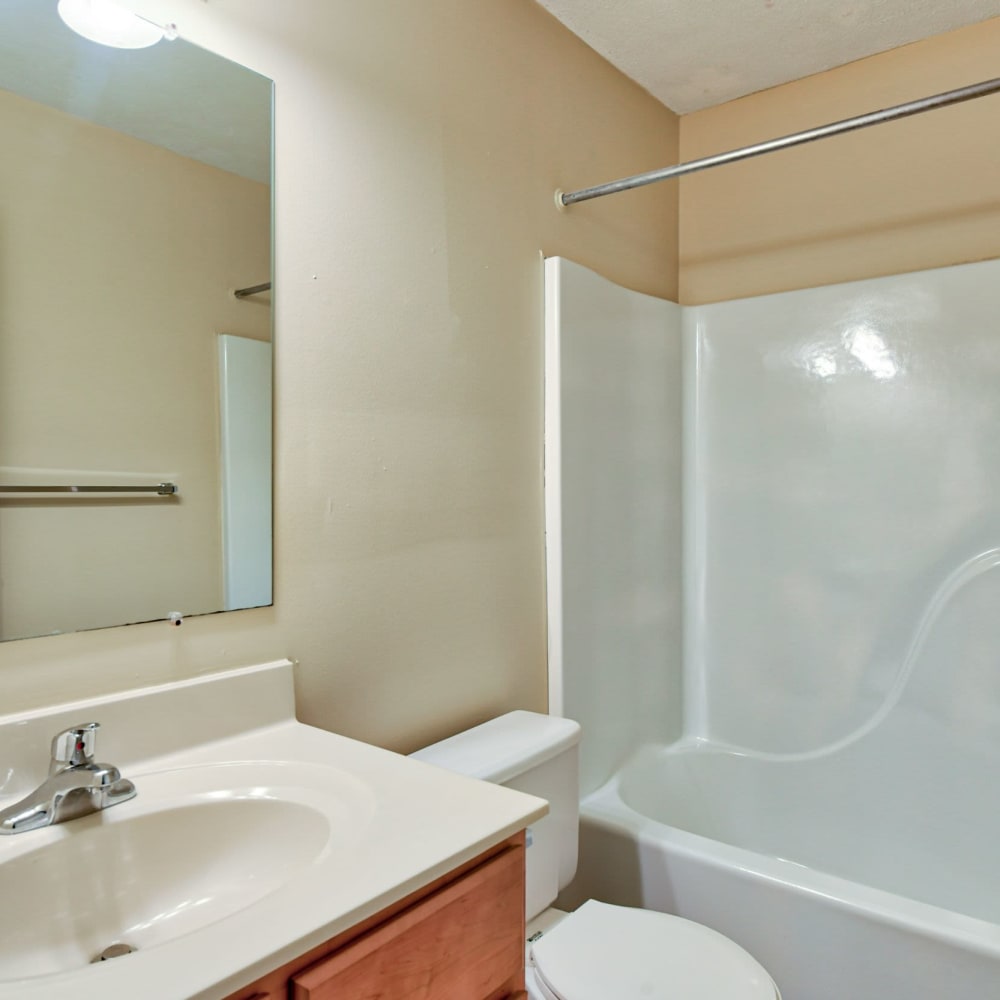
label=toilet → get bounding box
[411,711,781,1000]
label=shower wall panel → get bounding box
[687,258,1000,752]
[545,257,683,795]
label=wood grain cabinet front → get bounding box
[224,832,526,1000]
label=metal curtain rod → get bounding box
[0,483,178,495]
[234,281,272,299]
[558,75,1000,207]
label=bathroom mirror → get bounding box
[0,1,273,641]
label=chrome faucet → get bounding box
[0,722,136,835]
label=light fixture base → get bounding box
[57,0,171,49]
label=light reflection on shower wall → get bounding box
[687,258,1000,752]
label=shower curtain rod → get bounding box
[557,75,1000,208]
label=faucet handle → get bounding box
[51,723,100,771]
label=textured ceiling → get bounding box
[536,0,1000,113]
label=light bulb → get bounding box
[57,0,168,49]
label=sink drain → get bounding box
[92,942,137,963]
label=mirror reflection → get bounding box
[0,0,273,641]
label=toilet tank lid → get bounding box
[410,711,581,785]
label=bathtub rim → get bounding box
[582,763,1000,961]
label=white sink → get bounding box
[0,661,547,1000]
[0,761,374,982]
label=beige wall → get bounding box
[0,0,678,753]
[679,17,1000,304]
[0,89,270,640]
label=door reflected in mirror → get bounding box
[0,0,273,641]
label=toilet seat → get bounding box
[529,900,778,1000]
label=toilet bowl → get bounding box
[524,903,779,1000]
[411,711,780,1000]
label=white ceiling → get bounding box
[536,0,1000,113]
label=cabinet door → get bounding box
[292,843,524,1000]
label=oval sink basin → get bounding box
[0,761,375,982]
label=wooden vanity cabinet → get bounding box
[224,832,526,1000]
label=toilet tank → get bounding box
[411,711,581,920]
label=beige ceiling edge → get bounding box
[676,17,1000,306]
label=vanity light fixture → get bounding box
[57,0,177,49]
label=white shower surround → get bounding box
[544,257,684,795]
[545,256,1000,999]
[688,261,1000,757]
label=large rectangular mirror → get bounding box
[0,0,273,641]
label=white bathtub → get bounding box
[564,714,1000,1000]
